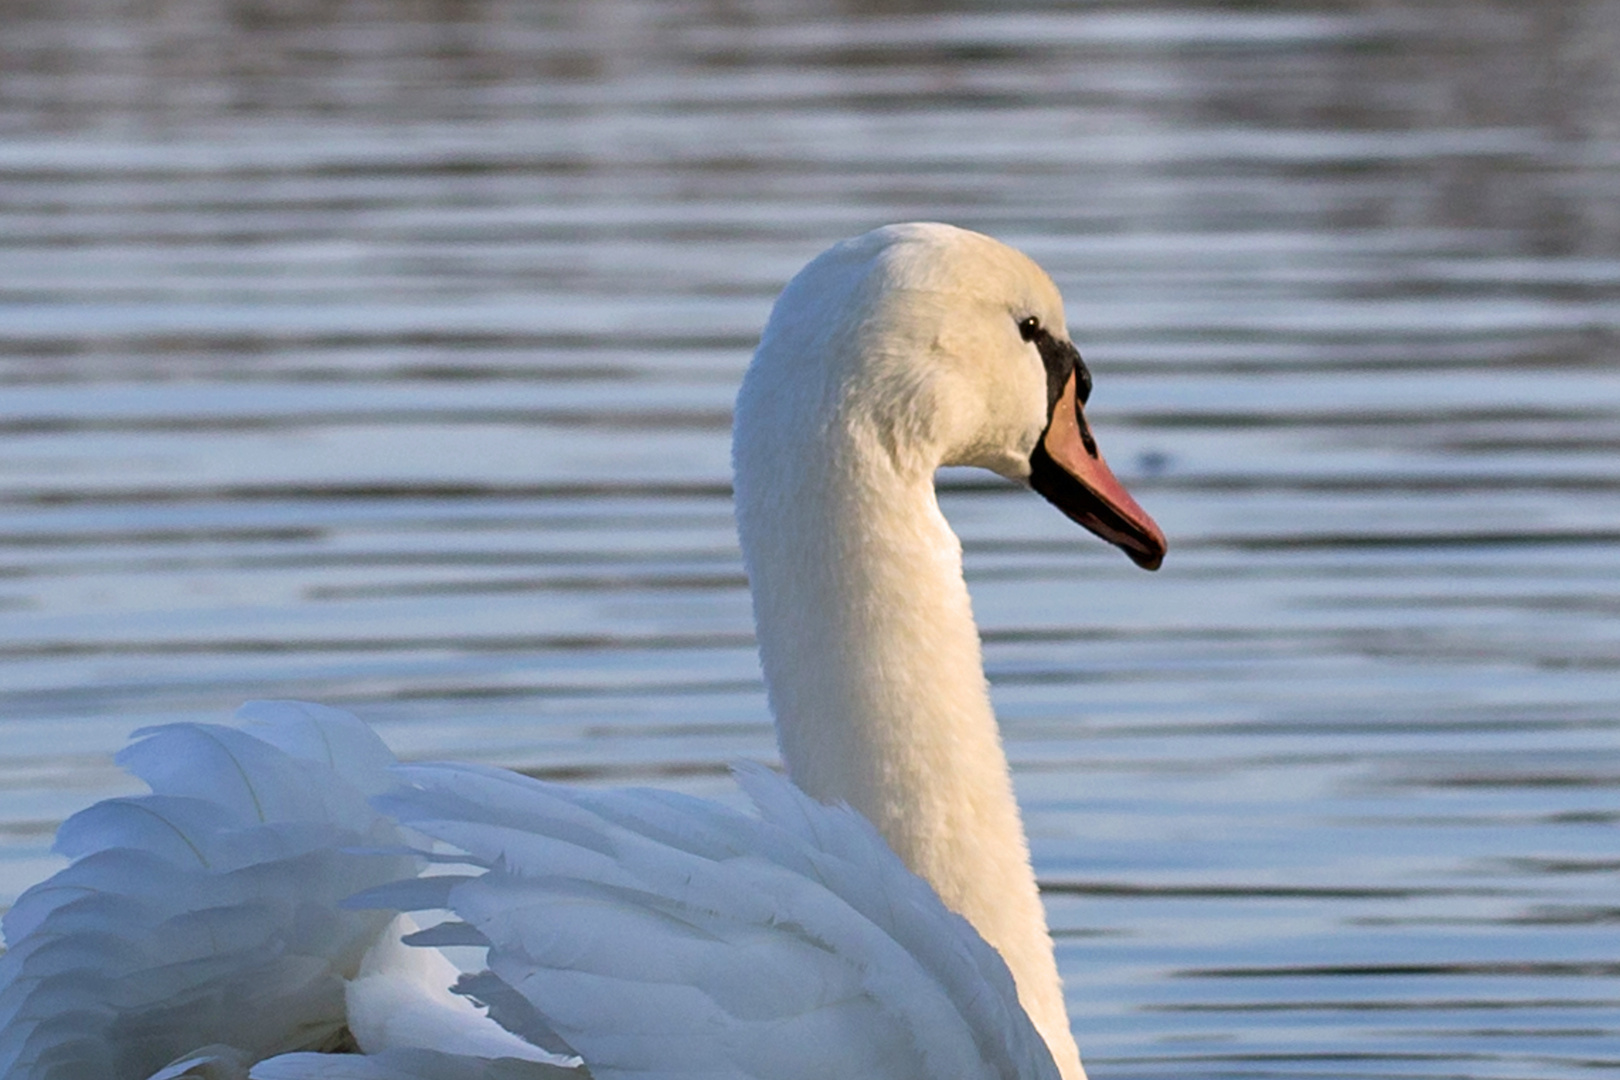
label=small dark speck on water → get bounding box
[1135,449,1173,476]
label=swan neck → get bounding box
[735,438,1087,1080]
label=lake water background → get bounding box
[2,1,1619,1076]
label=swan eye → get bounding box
[1017,316,1042,342]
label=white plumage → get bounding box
[0,224,1165,1080]
[0,705,1063,1080]
[0,704,417,1078]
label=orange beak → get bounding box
[1028,372,1167,570]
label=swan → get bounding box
[0,223,1165,1080]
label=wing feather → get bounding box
[0,704,418,1080]
[366,764,1061,1080]
[2,702,1065,1080]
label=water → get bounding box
[3,1,1620,1076]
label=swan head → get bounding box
[737,222,1166,570]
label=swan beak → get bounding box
[1028,371,1167,570]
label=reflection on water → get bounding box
[2,1,1619,1076]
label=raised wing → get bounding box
[360,761,1062,1080]
[0,702,420,1080]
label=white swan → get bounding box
[0,223,1165,1080]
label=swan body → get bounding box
[0,224,1164,1080]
